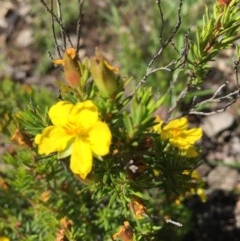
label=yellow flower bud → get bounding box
[90,49,120,98]
[53,48,82,88]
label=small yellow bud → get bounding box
[90,49,120,98]
[153,169,160,177]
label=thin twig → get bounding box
[167,84,189,118]
[189,98,239,116]
[48,51,55,62]
[50,0,62,58]
[156,0,164,46]
[164,91,239,122]
[233,58,240,89]
[153,0,183,67]
[56,0,66,49]
[76,0,85,54]
[147,61,175,75]
[193,85,238,109]
[159,35,191,111]
[39,0,74,49]
[167,83,240,120]
[131,0,183,97]
[175,31,191,69]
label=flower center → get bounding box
[172,128,179,137]
[65,122,89,141]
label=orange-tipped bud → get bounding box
[90,49,119,98]
[217,0,232,5]
[53,48,82,88]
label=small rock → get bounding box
[15,28,33,48]
[202,112,235,138]
[207,165,239,191]
[0,2,14,19]
[231,137,240,155]
[195,164,211,177]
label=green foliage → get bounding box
[188,0,240,84]
[1,0,239,240]
[0,78,53,137]
[1,76,201,240]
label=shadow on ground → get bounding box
[183,190,240,241]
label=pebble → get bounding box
[207,165,239,191]
[202,112,235,138]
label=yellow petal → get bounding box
[164,117,188,132]
[65,47,77,59]
[196,188,207,202]
[70,137,93,180]
[53,58,65,66]
[34,126,73,155]
[153,116,163,132]
[70,101,98,130]
[103,59,119,73]
[170,135,192,149]
[184,128,202,142]
[172,127,202,149]
[186,147,198,157]
[0,237,10,241]
[52,48,77,66]
[191,170,200,179]
[48,101,74,127]
[162,116,202,149]
[89,121,112,156]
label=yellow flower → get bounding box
[0,237,10,241]
[162,117,202,149]
[35,100,112,180]
[155,117,202,157]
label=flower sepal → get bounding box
[90,49,122,98]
